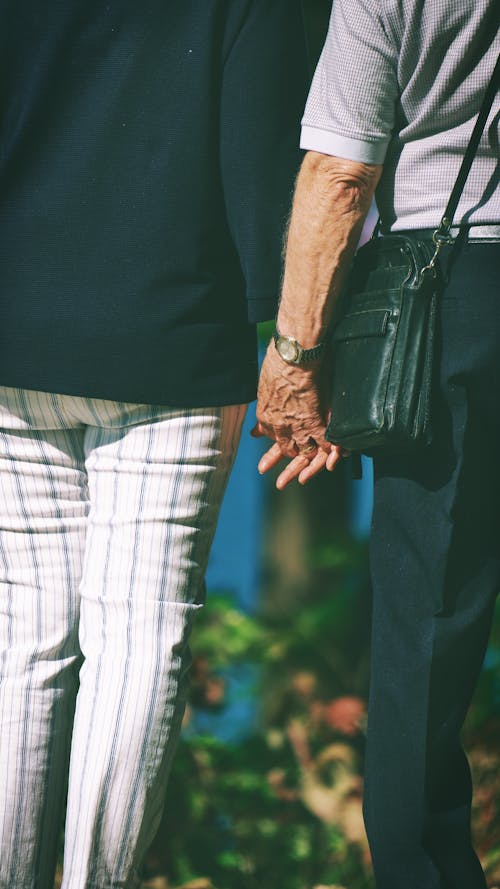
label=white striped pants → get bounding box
[0,386,245,889]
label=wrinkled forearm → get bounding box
[276,150,383,347]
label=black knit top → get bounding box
[0,0,308,405]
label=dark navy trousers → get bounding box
[365,239,500,889]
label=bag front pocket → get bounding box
[330,297,401,444]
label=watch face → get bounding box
[277,337,299,363]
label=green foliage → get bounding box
[145,537,374,889]
[191,596,267,669]
[144,541,500,889]
[155,731,372,889]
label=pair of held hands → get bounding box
[251,339,343,490]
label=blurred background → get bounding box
[140,3,500,887]
[137,3,500,888]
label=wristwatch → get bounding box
[273,329,326,365]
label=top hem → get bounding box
[300,125,389,164]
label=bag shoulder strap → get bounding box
[432,53,500,251]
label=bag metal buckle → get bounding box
[420,216,455,278]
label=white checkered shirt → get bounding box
[301,0,500,230]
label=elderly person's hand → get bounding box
[252,151,380,490]
[252,339,342,489]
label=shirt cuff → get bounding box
[247,294,278,324]
[300,125,389,164]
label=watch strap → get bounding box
[273,329,326,364]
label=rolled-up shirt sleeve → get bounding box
[301,0,399,164]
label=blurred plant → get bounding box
[464,597,500,887]
[142,563,500,889]
[143,529,375,889]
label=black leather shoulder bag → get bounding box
[326,54,500,457]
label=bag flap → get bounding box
[333,309,391,342]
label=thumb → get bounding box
[251,421,267,439]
